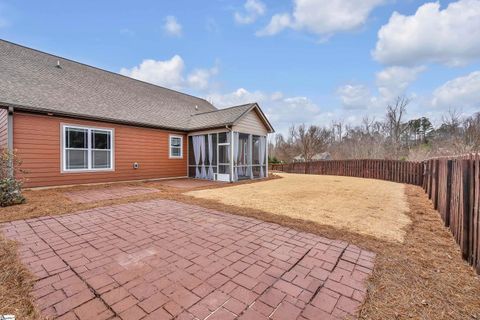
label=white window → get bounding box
[62,125,114,171]
[169,135,183,158]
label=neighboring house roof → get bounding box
[293,152,332,161]
[312,152,332,160]
[0,39,274,133]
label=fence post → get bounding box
[445,160,453,227]
[461,159,471,261]
[433,159,440,209]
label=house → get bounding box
[292,152,332,162]
[0,40,274,187]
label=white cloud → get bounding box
[187,66,219,90]
[337,84,373,110]
[373,0,480,66]
[206,88,346,134]
[120,55,185,90]
[256,14,292,36]
[235,0,266,24]
[163,15,182,37]
[257,0,383,38]
[337,66,425,110]
[376,66,426,101]
[120,55,217,91]
[432,71,480,110]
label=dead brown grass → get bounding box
[0,236,40,319]
[1,175,479,319]
[186,173,411,243]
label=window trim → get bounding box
[61,124,115,173]
[169,134,183,159]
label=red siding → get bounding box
[14,112,188,187]
[0,108,8,149]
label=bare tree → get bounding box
[331,120,344,142]
[361,116,375,135]
[290,124,331,161]
[386,96,409,158]
[270,102,478,162]
[464,112,480,151]
[441,108,462,135]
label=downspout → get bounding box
[265,134,269,178]
[7,106,14,178]
[226,125,234,183]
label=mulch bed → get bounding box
[1,176,479,319]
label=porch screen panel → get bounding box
[252,135,263,178]
[235,133,250,180]
[259,136,266,178]
[207,134,214,179]
[233,132,239,181]
[189,134,218,179]
[193,135,202,178]
[188,136,195,178]
[200,136,206,179]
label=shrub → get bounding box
[0,149,26,207]
[0,177,25,206]
[269,156,281,164]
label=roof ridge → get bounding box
[191,103,255,116]
[0,38,216,109]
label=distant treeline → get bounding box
[270,96,480,162]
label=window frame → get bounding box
[61,124,115,173]
[169,134,183,159]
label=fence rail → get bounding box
[271,155,480,274]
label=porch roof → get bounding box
[188,103,274,133]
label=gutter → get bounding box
[0,102,189,134]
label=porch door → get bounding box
[217,143,230,182]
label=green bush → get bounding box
[0,149,26,207]
[0,177,25,207]
[269,155,281,164]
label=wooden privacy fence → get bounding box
[271,159,423,185]
[423,154,480,274]
[271,155,480,273]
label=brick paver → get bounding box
[2,200,375,319]
[64,186,158,203]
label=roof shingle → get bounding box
[0,40,268,131]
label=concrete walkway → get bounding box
[2,200,375,320]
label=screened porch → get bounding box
[188,131,267,182]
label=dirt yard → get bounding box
[186,173,411,243]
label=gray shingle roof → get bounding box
[188,103,254,130]
[0,40,272,132]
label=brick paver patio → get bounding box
[65,186,158,203]
[2,200,375,320]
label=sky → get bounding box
[0,0,479,135]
